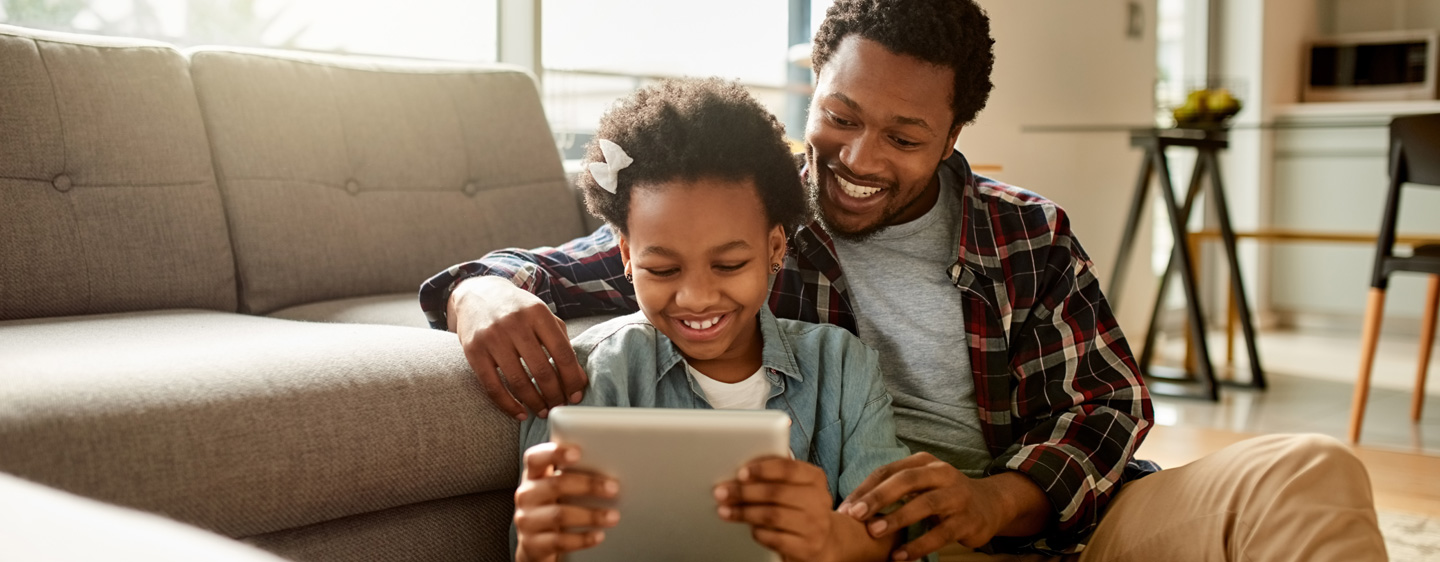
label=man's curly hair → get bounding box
[811,0,995,127]
[578,78,808,237]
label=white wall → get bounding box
[964,1,1159,338]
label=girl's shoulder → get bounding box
[770,317,877,364]
[569,311,661,364]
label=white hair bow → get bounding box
[587,139,633,194]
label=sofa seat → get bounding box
[0,310,517,557]
[268,293,432,329]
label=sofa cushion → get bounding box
[0,25,237,321]
[0,310,519,539]
[189,48,588,315]
[245,490,512,562]
[0,472,289,562]
[269,293,431,329]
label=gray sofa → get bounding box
[0,24,592,561]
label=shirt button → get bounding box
[52,174,72,192]
[345,179,360,194]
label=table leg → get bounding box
[1202,149,1266,389]
[1151,147,1218,399]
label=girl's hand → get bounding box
[713,457,839,562]
[514,443,621,562]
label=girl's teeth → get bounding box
[839,177,881,198]
[683,316,721,330]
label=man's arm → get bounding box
[984,211,1152,553]
[418,225,638,330]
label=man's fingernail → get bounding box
[515,413,527,421]
[717,506,732,519]
[603,479,618,495]
[570,391,583,403]
[538,409,549,419]
[868,520,887,535]
[892,550,909,561]
[713,486,728,501]
[849,502,868,518]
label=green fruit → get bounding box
[1206,88,1240,118]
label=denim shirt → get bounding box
[518,307,910,503]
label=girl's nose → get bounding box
[674,274,721,310]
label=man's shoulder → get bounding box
[963,174,1075,243]
[968,175,1063,215]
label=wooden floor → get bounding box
[1139,424,1440,517]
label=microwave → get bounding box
[1303,30,1438,102]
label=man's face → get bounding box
[805,35,962,240]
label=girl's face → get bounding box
[618,177,786,367]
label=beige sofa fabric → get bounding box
[246,491,512,562]
[0,472,290,562]
[0,310,518,539]
[0,25,238,320]
[190,48,587,315]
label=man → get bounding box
[420,1,1387,560]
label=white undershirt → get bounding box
[686,363,770,410]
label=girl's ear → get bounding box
[767,225,787,266]
[618,234,631,269]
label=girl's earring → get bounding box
[771,263,781,274]
[624,269,633,282]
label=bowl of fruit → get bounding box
[1169,86,1243,128]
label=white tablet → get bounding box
[548,406,790,562]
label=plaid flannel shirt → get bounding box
[419,152,1155,554]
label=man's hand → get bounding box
[448,276,588,420]
[514,443,620,562]
[837,453,1051,560]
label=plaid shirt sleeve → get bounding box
[982,205,1153,554]
[417,225,638,330]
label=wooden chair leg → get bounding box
[1414,275,1439,422]
[1351,288,1388,443]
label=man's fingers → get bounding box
[460,347,525,420]
[864,489,953,539]
[514,334,566,411]
[543,315,588,404]
[848,462,950,521]
[894,521,977,561]
[839,453,935,517]
[491,347,549,416]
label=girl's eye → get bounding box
[643,268,679,277]
[714,261,750,272]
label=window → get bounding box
[0,0,497,62]
[541,0,802,157]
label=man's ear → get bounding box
[768,225,787,266]
[942,124,963,160]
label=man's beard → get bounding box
[806,162,932,243]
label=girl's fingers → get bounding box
[520,529,607,559]
[515,504,620,533]
[516,470,619,507]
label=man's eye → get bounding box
[829,113,856,127]
[643,268,679,277]
[892,136,919,148]
[714,261,750,272]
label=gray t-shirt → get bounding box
[831,170,992,476]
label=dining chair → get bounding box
[1349,113,1440,443]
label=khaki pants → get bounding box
[940,434,1387,562]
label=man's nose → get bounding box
[839,134,884,178]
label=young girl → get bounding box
[512,79,911,562]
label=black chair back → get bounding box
[1390,113,1440,187]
